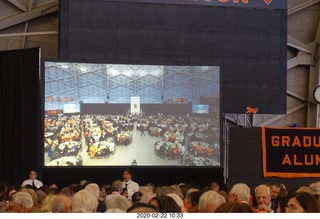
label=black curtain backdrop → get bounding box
[43,167,224,190]
[0,47,42,187]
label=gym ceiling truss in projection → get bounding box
[43,61,220,167]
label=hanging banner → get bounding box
[130,96,140,115]
[261,127,320,178]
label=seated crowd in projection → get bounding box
[43,112,220,166]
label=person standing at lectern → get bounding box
[21,170,43,189]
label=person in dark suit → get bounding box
[269,183,282,212]
[140,127,146,136]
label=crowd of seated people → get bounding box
[44,113,220,166]
[145,114,219,166]
[2,176,320,214]
[88,139,115,159]
[115,133,132,146]
[46,155,83,166]
[45,115,82,163]
[45,114,135,163]
[83,114,134,158]
[154,141,183,160]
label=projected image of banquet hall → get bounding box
[44,62,220,167]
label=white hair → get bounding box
[13,192,34,209]
[255,184,270,195]
[140,192,156,204]
[198,190,226,213]
[105,194,132,211]
[85,183,100,199]
[311,181,320,195]
[105,208,127,213]
[71,190,98,213]
[229,183,251,203]
[139,186,153,195]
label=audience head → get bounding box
[8,188,17,201]
[310,181,320,196]
[217,190,228,202]
[279,184,288,198]
[145,182,156,193]
[111,179,124,194]
[84,183,100,199]
[178,183,191,200]
[202,185,210,191]
[185,190,202,213]
[51,194,72,213]
[286,192,320,213]
[276,196,289,213]
[209,182,220,191]
[72,184,85,193]
[185,188,199,201]
[140,192,156,204]
[132,191,143,203]
[79,180,88,186]
[269,183,282,200]
[254,184,271,206]
[296,186,316,195]
[105,208,126,213]
[35,189,47,207]
[149,195,181,212]
[170,184,184,199]
[50,184,58,190]
[40,193,58,212]
[11,191,34,213]
[127,202,157,213]
[145,183,156,193]
[20,187,38,206]
[198,190,226,212]
[228,183,251,203]
[156,186,172,196]
[71,190,98,213]
[166,193,184,212]
[39,185,51,195]
[139,186,153,196]
[101,184,112,196]
[59,187,75,197]
[49,187,60,195]
[105,194,132,212]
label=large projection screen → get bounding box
[43,61,220,167]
